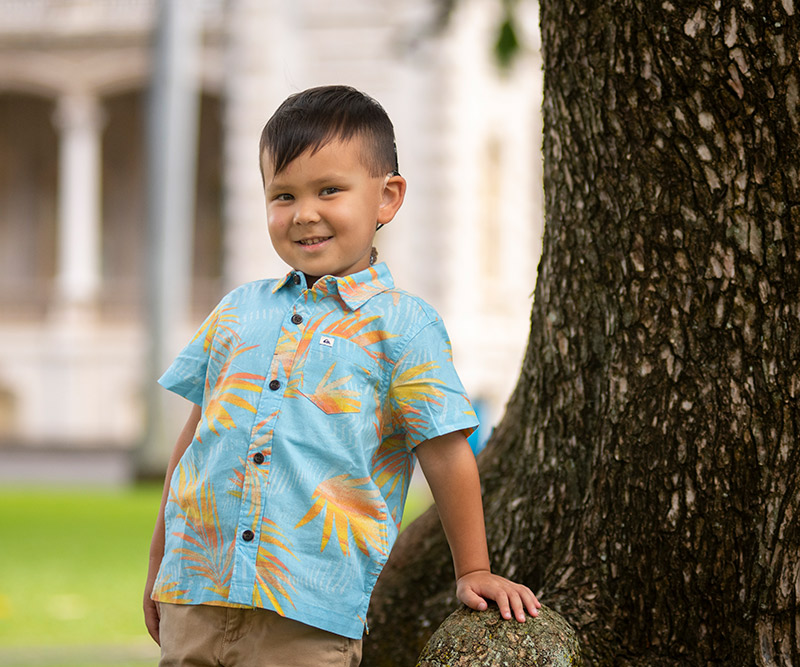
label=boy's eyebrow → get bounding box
[267,171,357,190]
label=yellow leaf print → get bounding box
[292,312,333,369]
[203,341,264,436]
[338,267,392,303]
[371,432,413,500]
[228,412,279,520]
[253,519,297,615]
[280,374,300,400]
[192,303,239,359]
[300,362,361,414]
[152,579,190,603]
[250,412,279,449]
[227,453,271,525]
[295,475,388,557]
[272,326,299,381]
[170,464,233,597]
[391,359,446,407]
[389,357,448,441]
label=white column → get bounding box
[140,0,202,476]
[223,0,304,287]
[53,92,104,315]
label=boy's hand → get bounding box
[143,582,161,645]
[456,570,541,622]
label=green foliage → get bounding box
[431,0,525,70]
[494,15,521,69]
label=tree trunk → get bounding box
[416,606,582,666]
[365,1,800,665]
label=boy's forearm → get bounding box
[147,404,202,578]
[416,431,542,622]
[415,432,491,579]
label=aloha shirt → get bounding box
[151,262,478,639]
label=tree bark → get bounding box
[365,1,800,665]
[416,606,582,666]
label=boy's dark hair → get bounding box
[260,85,399,179]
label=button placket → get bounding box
[229,296,310,604]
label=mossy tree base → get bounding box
[416,606,582,667]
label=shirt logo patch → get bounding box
[320,336,334,348]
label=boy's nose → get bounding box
[293,199,320,225]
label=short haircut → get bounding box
[260,85,399,179]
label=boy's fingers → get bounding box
[521,588,541,616]
[493,590,512,620]
[507,590,527,622]
[143,598,161,645]
[459,587,489,611]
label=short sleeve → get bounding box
[387,318,479,448]
[157,301,226,405]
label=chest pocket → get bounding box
[295,333,379,415]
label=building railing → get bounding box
[0,0,224,36]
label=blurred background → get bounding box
[0,0,542,663]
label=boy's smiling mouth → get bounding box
[297,237,332,246]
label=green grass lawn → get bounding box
[0,485,162,665]
[0,481,432,666]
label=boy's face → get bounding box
[262,136,405,283]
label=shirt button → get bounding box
[291,313,303,325]
[253,452,265,465]
[293,274,301,285]
[242,530,255,542]
[269,380,281,391]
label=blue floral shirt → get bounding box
[152,263,478,639]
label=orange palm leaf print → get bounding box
[292,312,333,369]
[283,374,302,399]
[227,412,279,522]
[322,314,396,363]
[170,464,234,597]
[272,326,299,380]
[338,267,392,302]
[227,454,271,525]
[203,341,264,436]
[253,519,297,615]
[295,475,388,557]
[250,411,279,449]
[300,363,360,414]
[192,303,239,359]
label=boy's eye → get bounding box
[320,187,340,196]
[274,193,294,202]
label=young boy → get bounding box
[144,85,539,666]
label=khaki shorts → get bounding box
[158,603,362,667]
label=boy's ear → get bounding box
[377,174,407,226]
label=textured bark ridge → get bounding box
[366,1,800,665]
[416,606,582,667]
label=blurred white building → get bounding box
[0,0,542,462]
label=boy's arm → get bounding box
[143,403,202,645]
[415,431,541,622]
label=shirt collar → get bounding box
[273,262,395,311]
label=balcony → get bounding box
[0,0,224,40]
